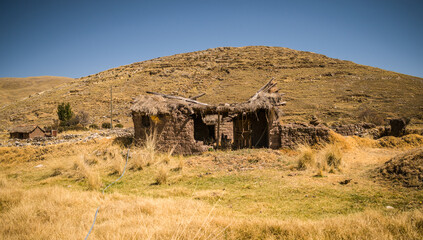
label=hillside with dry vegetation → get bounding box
[0,76,74,108]
[1,46,422,130]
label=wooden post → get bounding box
[216,112,221,149]
[110,86,113,129]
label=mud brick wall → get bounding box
[269,121,281,149]
[29,127,46,138]
[132,112,206,155]
[279,123,330,148]
[217,117,233,142]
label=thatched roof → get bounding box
[8,125,44,133]
[130,94,212,115]
[131,78,285,116]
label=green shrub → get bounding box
[89,124,99,129]
[115,123,124,128]
[102,122,111,129]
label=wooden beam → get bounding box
[146,91,209,106]
[248,78,275,102]
[190,93,206,100]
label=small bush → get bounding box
[155,167,168,185]
[358,107,385,125]
[102,122,111,129]
[89,124,99,129]
[115,123,124,128]
[324,144,342,169]
[297,145,315,170]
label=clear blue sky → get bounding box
[1,0,422,78]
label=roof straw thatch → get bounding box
[131,78,285,116]
[8,125,44,133]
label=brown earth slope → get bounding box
[379,147,423,188]
[1,46,422,130]
[0,76,74,107]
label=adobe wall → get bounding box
[217,117,233,142]
[29,128,45,138]
[132,112,206,155]
[269,121,281,149]
[270,123,331,149]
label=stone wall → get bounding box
[330,123,376,137]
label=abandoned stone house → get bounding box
[9,125,46,139]
[131,79,287,154]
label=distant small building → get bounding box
[9,125,46,139]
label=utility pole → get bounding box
[110,85,113,129]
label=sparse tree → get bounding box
[57,102,73,125]
[75,111,90,126]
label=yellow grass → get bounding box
[1,134,423,239]
[0,183,422,239]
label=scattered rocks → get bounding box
[3,128,134,147]
[339,179,352,185]
[330,123,376,137]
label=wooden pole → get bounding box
[110,86,113,129]
[216,112,221,149]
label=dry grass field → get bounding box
[0,76,74,108]
[1,132,422,239]
[1,46,423,239]
[1,46,422,130]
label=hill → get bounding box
[1,46,422,130]
[0,76,74,108]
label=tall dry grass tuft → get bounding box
[161,145,176,165]
[144,129,158,166]
[108,148,124,175]
[129,149,146,170]
[177,156,184,171]
[297,145,315,170]
[155,166,169,185]
[324,143,343,171]
[73,155,100,190]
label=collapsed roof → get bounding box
[131,78,285,116]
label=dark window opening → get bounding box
[194,115,215,144]
[141,116,150,128]
[207,125,216,141]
